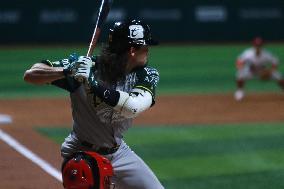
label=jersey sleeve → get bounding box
[238,49,251,62]
[40,59,80,92]
[133,66,159,105]
[264,51,279,66]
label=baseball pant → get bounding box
[106,141,164,189]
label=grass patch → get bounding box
[37,123,284,189]
[2,44,284,98]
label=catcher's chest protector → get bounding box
[62,151,114,189]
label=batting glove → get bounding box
[74,66,91,82]
[76,56,93,68]
[62,60,78,77]
[74,56,93,82]
[68,53,79,63]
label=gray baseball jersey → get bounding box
[43,58,164,189]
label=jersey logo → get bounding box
[144,75,159,87]
[143,67,159,87]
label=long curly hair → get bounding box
[97,44,129,86]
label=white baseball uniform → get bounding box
[236,47,282,80]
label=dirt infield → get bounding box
[1,93,284,189]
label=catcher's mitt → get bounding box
[259,69,272,80]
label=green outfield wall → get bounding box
[1,0,284,43]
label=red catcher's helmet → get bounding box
[62,151,114,189]
[253,37,263,47]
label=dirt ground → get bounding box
[1,93,284,189]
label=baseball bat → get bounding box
[77,0,113,82]
[87,0,113,57]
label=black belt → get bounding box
[81,141,119,155]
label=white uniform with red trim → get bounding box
[236,47,281,80]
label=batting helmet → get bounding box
[108,19,158,53]
[62,151,114,189]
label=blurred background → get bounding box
[1,0,284,189]
[1,0,284,44]
[1,0,284,97]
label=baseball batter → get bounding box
[24,20,164,189]
[234,37,284,101]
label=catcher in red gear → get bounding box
[62,151,114,189]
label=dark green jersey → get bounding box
[133,66,159,102]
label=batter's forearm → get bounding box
[24,63,65,85]
[91,84,152,118]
